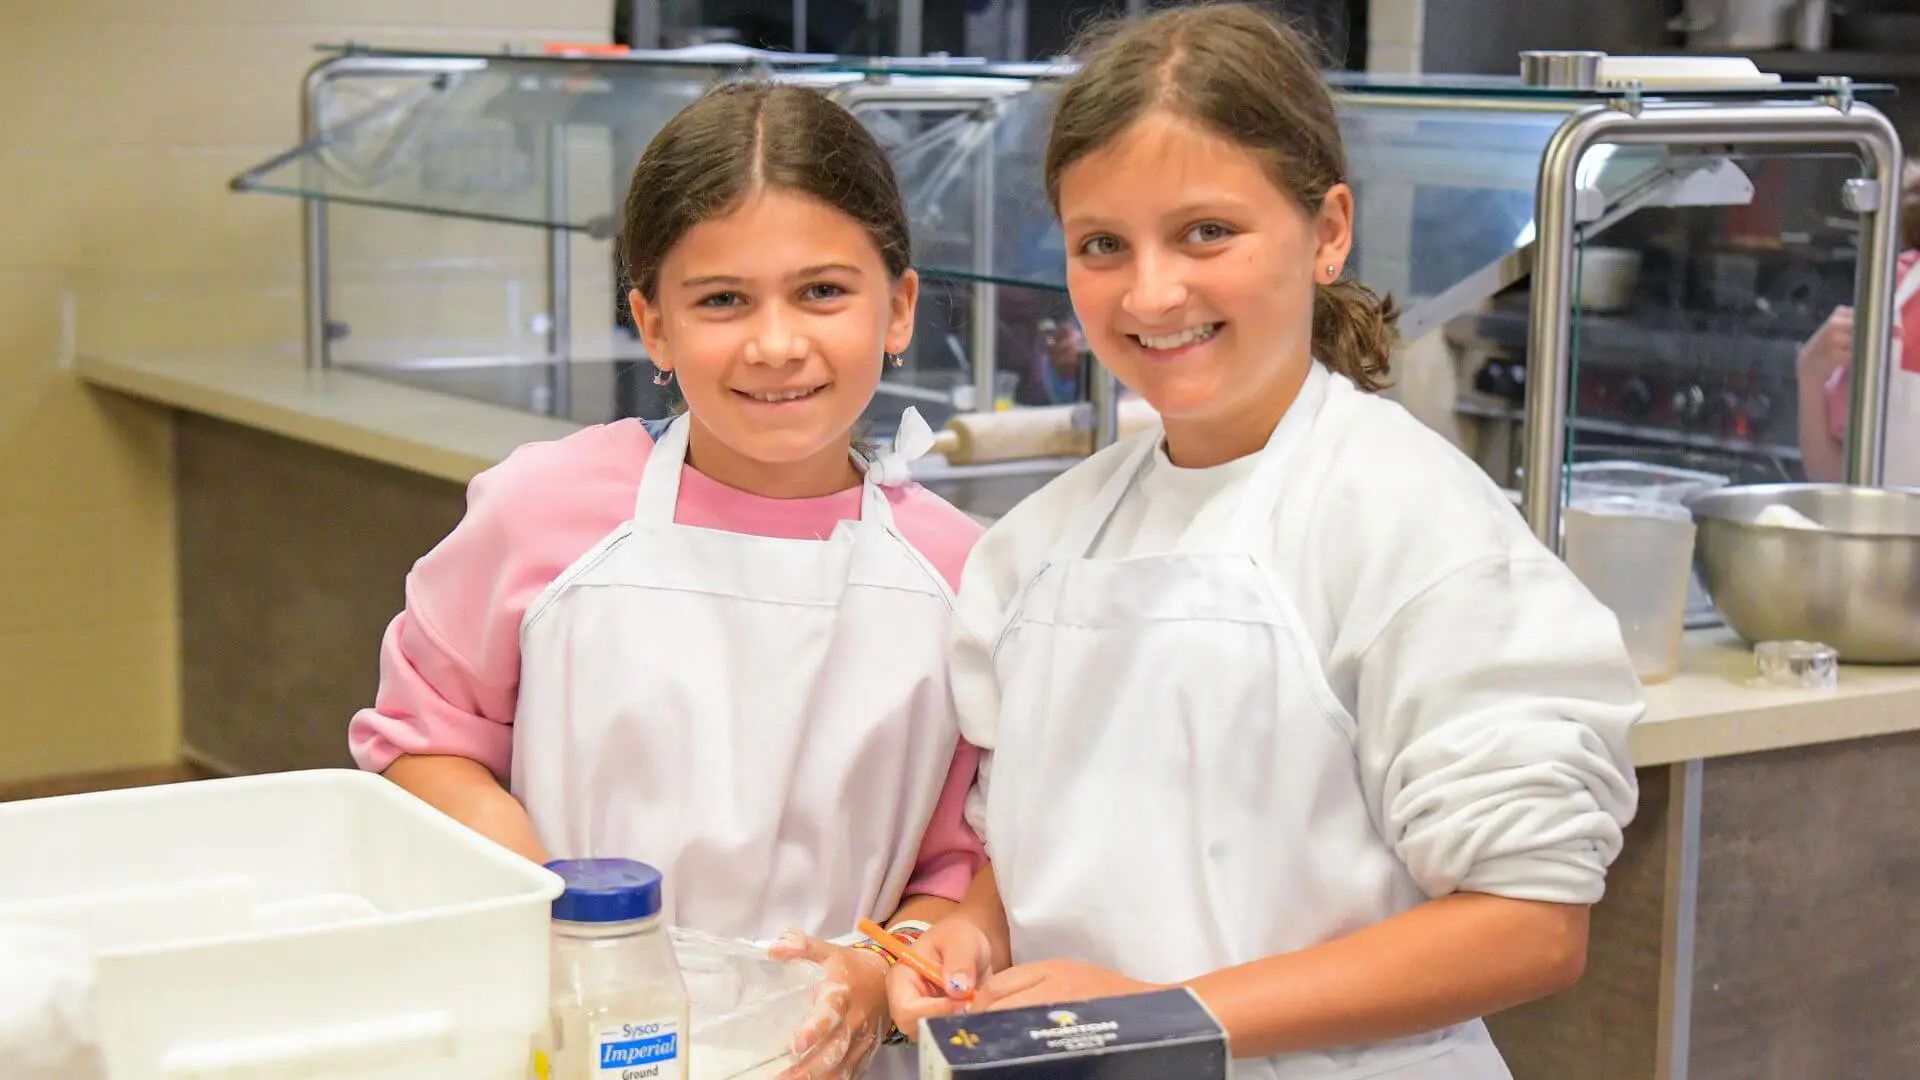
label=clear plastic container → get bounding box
[1566,460,1730,504]
[542,861,690,1080]
[1753,640,1840,690]
[672,929,825,1080]
[1565,496,1698,683]
[1568,460,1729,625]
[949,371,1021,413]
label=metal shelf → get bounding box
[1453,397,1803,461]
[1463,306,1811,371]
[1655,48,1920,81]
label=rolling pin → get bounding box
[930,398,1162,464]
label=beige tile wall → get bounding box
[1359,0,1424,305]
[1367,0,1424,74]
[0,0,607,781]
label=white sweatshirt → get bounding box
[956,376,1643,906]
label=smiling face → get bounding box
[631,187,918,498]
[1058,110,1353,467]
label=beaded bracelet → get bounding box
[863,920,935,1045]
[851,920,930,964]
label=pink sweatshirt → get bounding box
[349,418,987,901]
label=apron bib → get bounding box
[512,413,960,941]
[985,365,1513,1079]
[1885,262,1920,485]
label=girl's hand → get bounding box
[769,931,890,1080]
[976,959,1161,1013]
[1797,305,1853,388]
[884,916,995,1043]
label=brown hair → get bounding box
[618,81,912,303]
[1045,2,1397,391]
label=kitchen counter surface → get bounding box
[80,351,1920,768]
[76,351,578,486]
[1634,628,1920,765]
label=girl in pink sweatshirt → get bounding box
[348,83,984,1077]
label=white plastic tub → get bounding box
[0,769,563,1080]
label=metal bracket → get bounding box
[1843,176,1881,213]
[1608,81,1645,118]
[1573,185,1608,223]
[1522,99,1905,548]
[1818,74,1855,114]
[1653,157,1756,209]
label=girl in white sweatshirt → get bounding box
[887,6,1642,1078]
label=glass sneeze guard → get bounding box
[236,43,1904,525]
[235,44,1893,308]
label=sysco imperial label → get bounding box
[594,1021,681,1080]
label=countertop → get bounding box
[1635,629,1920,765]
[76,351,578,486]
[78,351,1920,767]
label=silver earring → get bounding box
[884,351,904,368]
[1327,264,1339,279]
[652,366,674,387]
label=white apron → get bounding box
[1885,262,1920,486]
[511,413,960,942]
[1830,259,1920,485]
[984,365,1512,1079]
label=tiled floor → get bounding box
[0,762,218,802]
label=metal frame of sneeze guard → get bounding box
[297,54,492,372]
[284,50,1036,425]
[1524,93,1905,549]
[827,76,1035,413]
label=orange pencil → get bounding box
[856,918,974,1001]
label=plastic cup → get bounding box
[1564,496,1697,684]
[949,371,1022,413]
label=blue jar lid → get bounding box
[547,859,664,924]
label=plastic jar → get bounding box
[539,860,690,1080]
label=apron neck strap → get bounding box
[1896,258,1920,308]
[1049,432,1161,562]
[1047,362,1334,561]
[1227,362,1332,541]
[635,413,693,523]
[852,450,900,530]
[634,412,901,529]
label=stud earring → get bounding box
[1327,264,1339,280]
[884,351,904,368]
[652,366,674,387]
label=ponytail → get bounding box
[1312,276,1398,392]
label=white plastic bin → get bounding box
[0,769,562,1080]
[1564,496,1698,683]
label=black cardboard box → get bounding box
[918,987,1229,1079]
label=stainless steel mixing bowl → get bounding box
[1687,484,1920,664]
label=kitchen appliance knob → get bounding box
[1621,378,1654,419]
[1672,385,1706,422]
